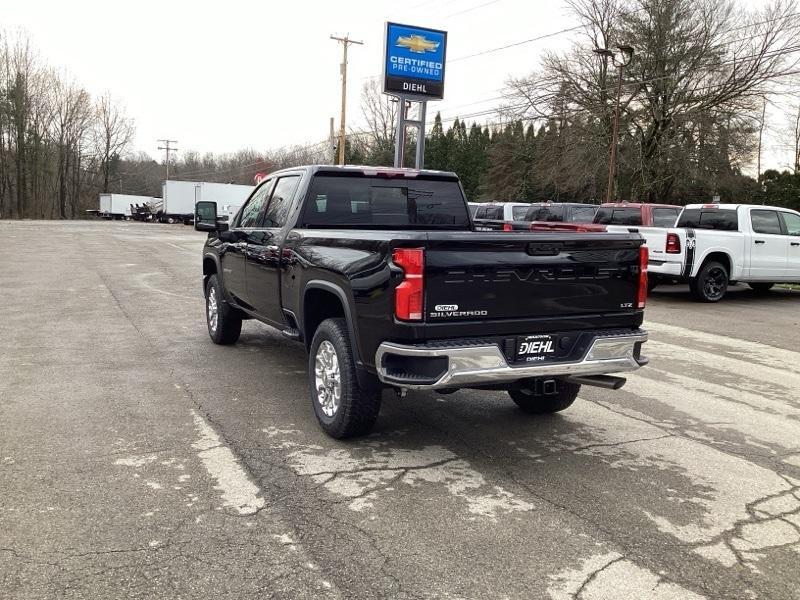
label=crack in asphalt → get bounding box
[528,433,676,459]
[573,555,625,599]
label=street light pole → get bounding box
[594,45,633,203]
[608,64,624,203]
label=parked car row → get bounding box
[469,199,800,302]
[194,166,798,438]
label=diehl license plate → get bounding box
[516,334,558,363]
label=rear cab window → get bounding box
[677,209,739,231]
[511,205,529,220]
[525,205,564,222]
[593,207,643,225]
[483,206,504,220]
[301,173,471,229]
[652,208,680,227]
[568,206,597,223]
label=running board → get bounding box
[281,328,301,341]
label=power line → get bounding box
[445,0,504,19]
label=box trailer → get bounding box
[194,182,254,221]
[98,194,152,219]
[161,181,199,223]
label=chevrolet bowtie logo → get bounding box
[396,34,439,54]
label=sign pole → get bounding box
[394,96,407,168]
[415,100,427,170]
[382,22,447,169]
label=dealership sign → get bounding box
[383,22,447,100]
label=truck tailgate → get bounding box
[423,232,643,321]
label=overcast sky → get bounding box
[4,0,796,172]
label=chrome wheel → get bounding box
[207,287,219,332]
[314,341,341,417]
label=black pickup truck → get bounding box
[195,166,649,438]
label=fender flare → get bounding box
[202,253,228,299]
[303,279,368,376]
[692,248,736,279]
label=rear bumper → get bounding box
[648,259,683,277]
[375,330,648,389]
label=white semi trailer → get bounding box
[161,180,254,224]
[98,194,153,219]
[161,181,198,223]
[194,182,254,221]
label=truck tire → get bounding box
[308,318,381,439]
[204,274,242,345]
[689,261,728,302]
[749,282,774,293]
[508,380,580,414]
[647,275,659,293]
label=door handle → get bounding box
[754,240,765,244]
[792,242,800,247]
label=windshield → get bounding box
[302,174,471,229]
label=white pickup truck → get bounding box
[646,203,800,301]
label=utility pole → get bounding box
[330,34,363,166]
[157,139,178,180]
[594,45,633,203]
[756,96,767,182]
[329,117,336,164]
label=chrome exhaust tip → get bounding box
[562,375,627,390]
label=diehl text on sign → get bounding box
[383,22,447,100]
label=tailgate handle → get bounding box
[526,242,562,256]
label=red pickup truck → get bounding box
[593,203,682,228]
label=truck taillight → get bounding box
[503,222,513,231]
[666,233,681,254]
[637,246,649,309]
[393,248,424,321]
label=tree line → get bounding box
[348,0,800,210]
[0,31,134,219]
[3,0,799,219]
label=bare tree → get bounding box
[349,79,398,165]
[51,75,92,217]
[504,0,800,200]
[94,93,134,193]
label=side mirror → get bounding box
[195,201,219,232]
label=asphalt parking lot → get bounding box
[2,220,800,600]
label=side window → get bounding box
[512,205,529,220]
[652,208,680,227]
[262,176,301,228]
[779,212,800,236]
[569,206,597,223]
[237,183,271,228]
[751,210,782,235]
